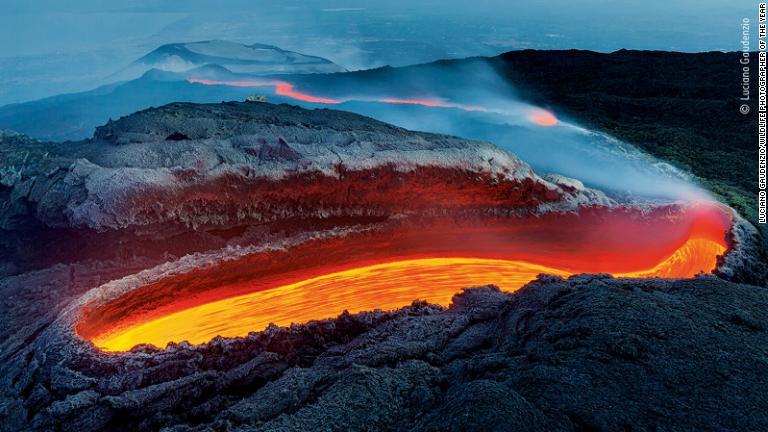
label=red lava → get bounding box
[378,98,488,112]
[189,78,559,124]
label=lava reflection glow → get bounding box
[90,236,725,352]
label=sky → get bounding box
[0,0,754,105]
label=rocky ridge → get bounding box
[0,102,613,275]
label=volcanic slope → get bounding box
[491,50,757,228]
[0,101,613,273]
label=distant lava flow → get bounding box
[186,78,539,118]
[378,98,487,112]
[77,202,731,352]
[529,108,559,126]
[187,78,341,104]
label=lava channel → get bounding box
[77,201,731,352]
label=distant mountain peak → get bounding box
[113,40,345,82]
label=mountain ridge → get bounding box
[111,40,346,82]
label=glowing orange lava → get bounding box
[378,98,487,112]
[188,78,488,112]
[91,258,569,351]
[188,77,560,119]
[79,199,731,352]
[380,98,453,108]
[90,235,725,352]
[273,82,341,104]
[529,109,559,126]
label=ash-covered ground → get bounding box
[0,102,766,432]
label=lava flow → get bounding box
[77,201,731,352]
[186,78,546,120]
[529,108,559,126]
[379,98,487,112]
[188,78,342,104]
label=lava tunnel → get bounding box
[75,201,731,352]
[54,101,736,353]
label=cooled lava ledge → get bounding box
[3,102,613,232]
[3,275,768,431]
[2,102,635,279]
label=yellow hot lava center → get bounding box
[91,238,724,352]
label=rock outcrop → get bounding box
[0,102,611,274]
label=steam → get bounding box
[189,60,708,202]
[373,65,704,201]
[328,61,707,201]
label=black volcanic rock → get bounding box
[165,131,191,141]
[1,272,767,431]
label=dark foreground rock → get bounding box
[1,272,767,432]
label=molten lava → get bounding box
[273,82,341,104]
[378,98,487,112]
[529,109,559,126]
[188,78,486,113]
[187,78,341,104]
[91,237,725,352]
[78,200,732,352]
[189,77,562,123]
[379,98,454,108]
[91,258,570,351]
